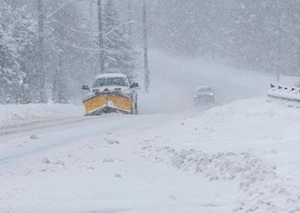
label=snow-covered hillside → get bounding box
[1,97,300,213]
[138,49,298,114]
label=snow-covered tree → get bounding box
[43,0,96,103]
[0,2,36,103]
[103,0,138,78]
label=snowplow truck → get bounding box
[82,73,139,116]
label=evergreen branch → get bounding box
[53,37,106,51]
[131,33,143,42]
[105,20,135,37]
[48,17,133,40]
[105,35,116,46]
[106,55,118,62]
[46,0,85,20]
[49,18,100,35]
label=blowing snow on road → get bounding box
[1,49,300,213]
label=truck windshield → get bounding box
[197,87,212,93]
[93,77,127,87]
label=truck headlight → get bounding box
[93,89,100,94]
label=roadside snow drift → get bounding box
[1,97,300,213]
[0,102,84,127]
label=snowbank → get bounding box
[120,97,300,212]
[144,147,300,213]
[2,98,300,212]
[0,103,84,127]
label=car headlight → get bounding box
[210,93,213,96]
[194,95,197,97]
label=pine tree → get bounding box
[103,0,138,79]
[0,2,36,103]
[44,0,92,103]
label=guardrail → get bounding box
[267,84,300,104]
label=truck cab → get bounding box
[82,73,139,115]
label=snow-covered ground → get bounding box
[1,97,300,213]
[1,50,300,213]
[0,102,85,128]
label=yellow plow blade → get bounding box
[83,93,133,116]
[83,95,107,115]
[107,95,132,112]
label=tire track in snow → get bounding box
[0,115,114,137]
[0,114,172,165]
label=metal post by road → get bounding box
[143,0,150,92]
[128,0,132,38]
[37,0,47,103]
[98,0,105,73]
[276,0,281,82]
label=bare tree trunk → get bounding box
[21,63,30,104]
[57,54,64,103]
[37,0,47,103]
[275,0,281,82]
[52,54,60,103]
[97,0,105,73]
[128,0,132,38]
[210,41,215,60]
[52,69,58,102]
[143,0,150,92]
[90,0,94,18]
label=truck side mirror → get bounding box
[131,82,139,88]
[82,85,90,90]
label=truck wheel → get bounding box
[134,103,138,114]
[131,102,138,114]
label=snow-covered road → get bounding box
[0,110,236,213]
[0,109,225,213]
[2,97,300,213]
[0,113,172,165]
[1,50,300,213]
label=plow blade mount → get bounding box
[83,93,133,116]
